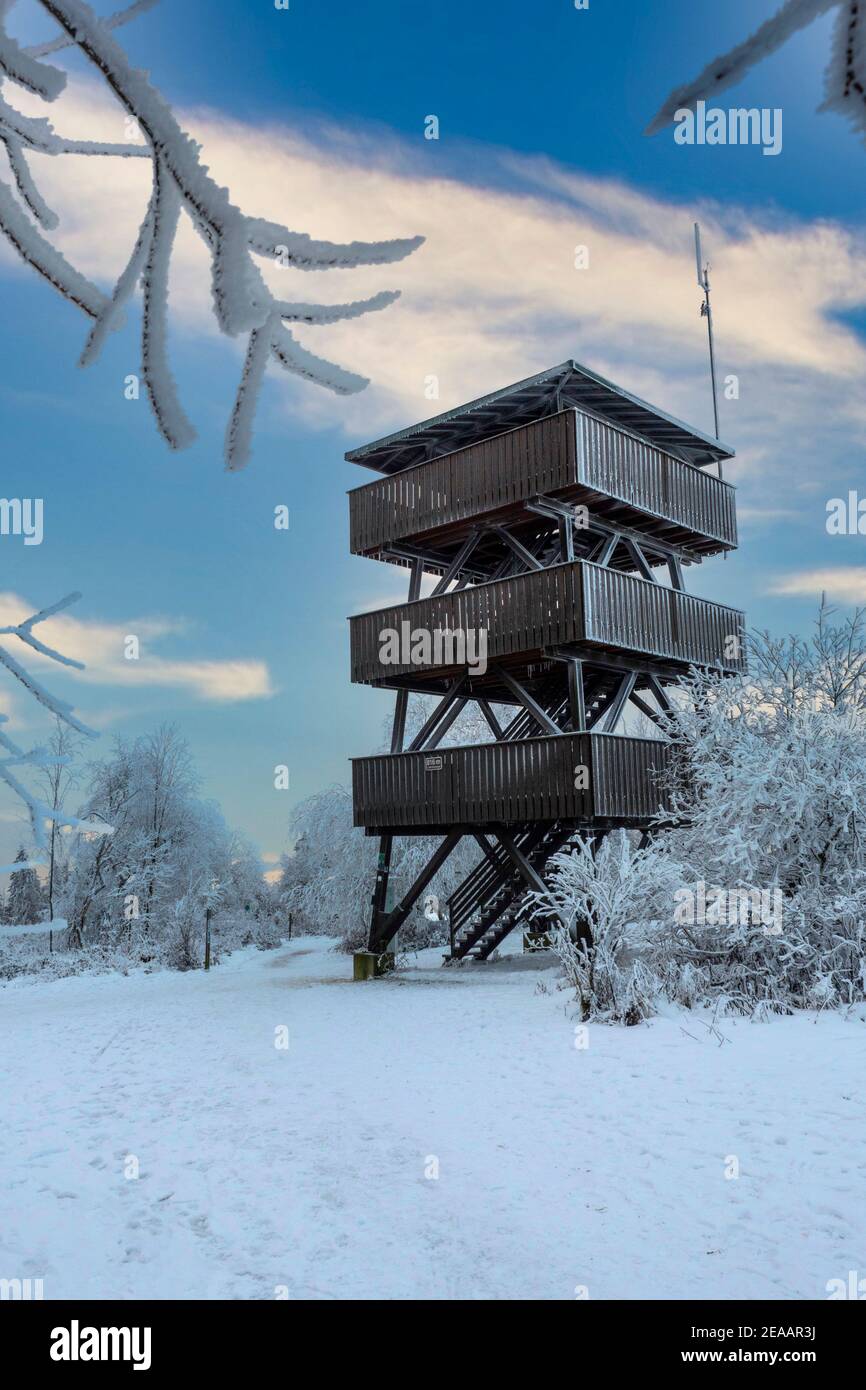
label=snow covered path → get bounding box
[1,938,864,1301]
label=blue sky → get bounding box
[2,0,866,872]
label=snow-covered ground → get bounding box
[2,936,864,1301]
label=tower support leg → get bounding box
[368,831,462,955]
[364,560,422,952]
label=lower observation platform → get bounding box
[351,732,671,836]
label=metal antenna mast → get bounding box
[694,222,721,472]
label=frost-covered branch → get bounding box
[25,0,159,57]
[0,592,110,871]
[0,0,424,468]
[0,176,106,313]
[646,2,866,143]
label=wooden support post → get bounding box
[492,525,545,572]
[368,558,422,947]
[595,533,618,568]
[604,672,637,732]
[625,539,657,583]
[430,529,480,596]
[647,674,675,716]
[559,516,575,563]
[369,830,462,954]
[477,697,505,741]
[407,675,468,751]
[390,690,409,754]
[368,833,395,945]
[630,690,666,729]
[567,658,586,732]
[494,830,549,896]
[494,665,562,736]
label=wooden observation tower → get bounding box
[346,362,743,964]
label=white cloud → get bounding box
[0,593,274,703]
[768,569,866,603]
[4,74,866,531]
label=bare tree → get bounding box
[0,1,423,468]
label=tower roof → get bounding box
[345,359,734,474]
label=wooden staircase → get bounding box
[444,670,625,961]
[447,820,576,961]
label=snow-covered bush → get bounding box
[537,602,866,1020]
[654,681,866,1014]
[163,891,202,972]
[0,932,123,983]
[536,831,681,1023]
[0,722,282,979]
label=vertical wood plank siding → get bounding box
[580,565,745,671]
[350,563,583,682]
[590,733,670,822]
[349,560,745,683]
[351,733,671,831]
[574,414,736,546]
[348,409,737,553]
[349,412,574,555]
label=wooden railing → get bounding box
[581,565,744,671]
[348,408,737,555]
[574,412,736,547]
[352,733,671,832]
[349,560,745,685]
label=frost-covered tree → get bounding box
[65,723,195,942]
[279,785,364,939]
[224,829,271,921]
[749,594,866,712]
[62,732,135,945]
[659,610,866,924]
[536,601,866,1019]
[34,717,82,920]
[61,723,276,961]
[4,845,44,922]
[0,591,109,883]
[0,0,423,468]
